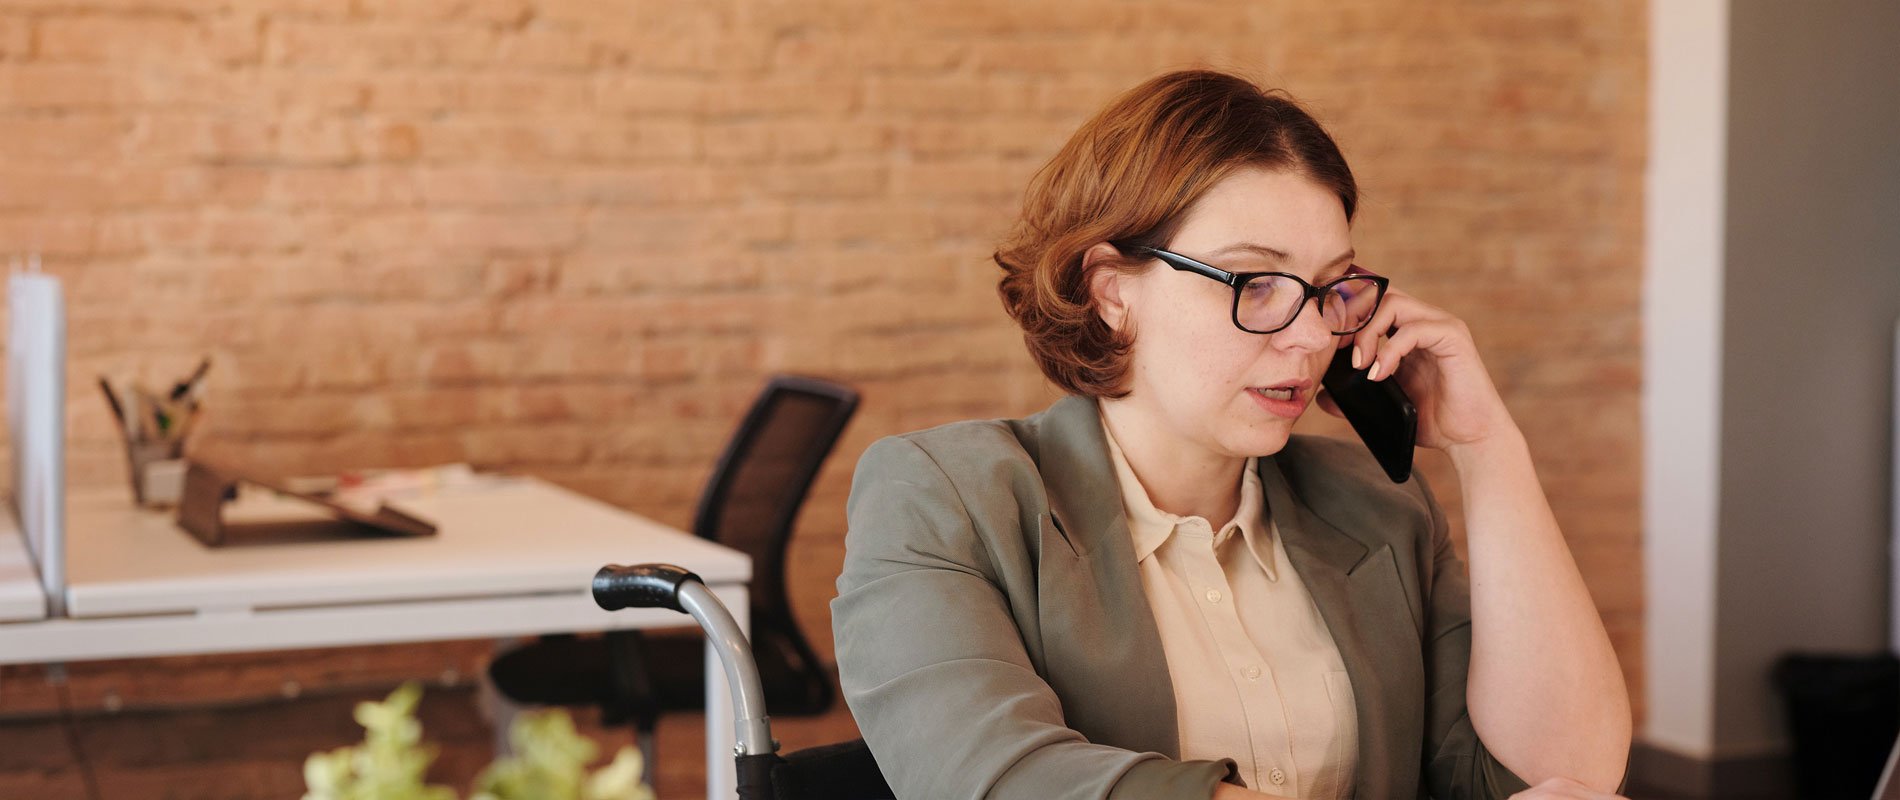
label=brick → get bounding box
[862,76,1037,115]
[772,32,964,73]
[703,78,858,116]
[567,165,733,206]
[497,294,765,337]
[493,28,598,71]
[35,14,204,64]
[591,74,706,116]
[587,418,734,464]
[903,0,1147,34]
[415,166,569,207]
[266,166,422,209]
[0,65,137,110]
[0,15,30,60]
[222,73,373,114]
[374,0,535,24]
[364,74,470,112]
[787,202,933,246]
[272,114,361,165]
[266,20,501,68]
[427,209,583,251]
[482,255,559,296]
[0,167,166,210]
[734,161,888,201]
[774,119,897,159]
[460,423,592,465]
[617,32,776,74]
[0,214,98,255]
[570,120,700,163]
[460,75,591,114]
[364,120,424,161]
[890,159,1029,200]
[557,251,764,294]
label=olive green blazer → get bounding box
[831,394,1532,799]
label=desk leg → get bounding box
[705,583,748,800]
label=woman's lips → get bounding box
[1249,386,1304,418]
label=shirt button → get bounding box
[1244,665,1262,680]
[1204,588,1222,603]
[1269,767,1286,785]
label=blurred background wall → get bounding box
[0,0,1646,795]
[1642,1,1900,796]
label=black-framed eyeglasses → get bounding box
[1125,245,1390,336]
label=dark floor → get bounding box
[0,681,1767,799]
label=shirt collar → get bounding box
[1100,417,1279,580]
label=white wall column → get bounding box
[1640,0,1728,760]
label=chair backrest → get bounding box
[692,375,858,614]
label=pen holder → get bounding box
[128,439,186,508]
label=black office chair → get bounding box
[487,374,860,776]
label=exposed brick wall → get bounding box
[0,0,1646,788]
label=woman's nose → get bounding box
[1272,296,1335,351]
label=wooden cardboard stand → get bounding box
[176,461,437,547]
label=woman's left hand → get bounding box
[1314,287,1517,454]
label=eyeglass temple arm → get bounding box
[1133,246,1240,286]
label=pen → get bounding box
[99,376,126,430]
[169,357,211,403]
[132,384,168,441]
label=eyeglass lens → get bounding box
[1237,275,1381,333]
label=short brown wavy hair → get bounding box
[994,69,1358,398]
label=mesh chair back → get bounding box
[692,375,858,616]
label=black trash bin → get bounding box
[1773,652,1900,800]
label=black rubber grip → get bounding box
[735,752,779,800]
[592,563,701,613]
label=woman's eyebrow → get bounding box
[1209,242,1357,271]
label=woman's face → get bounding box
[1099,166,1355,459]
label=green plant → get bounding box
[303,683,655,800]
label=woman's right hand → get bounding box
[1508,776,1629,799]
[1211,783,1278,800]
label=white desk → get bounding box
[0,478,751,799]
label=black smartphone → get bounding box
[1320,344,1417,483]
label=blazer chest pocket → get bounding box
[1350,542,1423,641]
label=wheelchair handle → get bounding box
[593,563,699,613]
[592,563,778,759]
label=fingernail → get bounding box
[1367,359,1382,381]
[1352,346,1363,369]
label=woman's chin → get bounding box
[1221,423,1294,459]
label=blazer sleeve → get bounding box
[831,435,1241,800]
[1415,469,1535,800]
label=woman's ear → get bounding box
[1085,242,1133,332]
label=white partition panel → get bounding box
[8,270,65,617]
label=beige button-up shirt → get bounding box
[1103,419,1359,798]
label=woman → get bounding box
[831,69,1632,800]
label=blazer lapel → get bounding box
[1024,395,1182,758]
[1258,452,1426,799]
